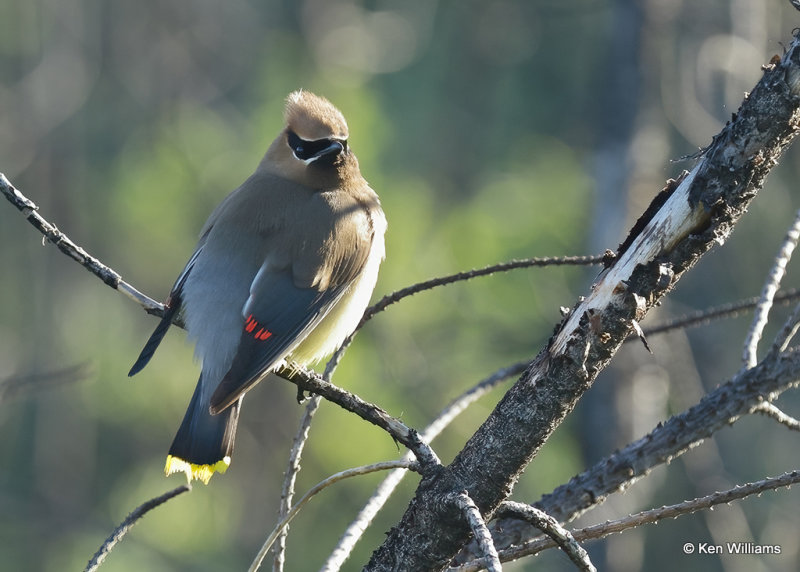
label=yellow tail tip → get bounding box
[165,455,231,484]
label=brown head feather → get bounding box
[284,90,348,141]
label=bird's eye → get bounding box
[287,130,306,157]
[287,130,344,162]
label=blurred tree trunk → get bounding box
[583,2,649,570]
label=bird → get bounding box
[128,90,387,484]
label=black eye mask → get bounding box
[287,130,344,161]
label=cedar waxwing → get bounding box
[128,90,386,484]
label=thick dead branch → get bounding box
[474,345,800,556]
[366,32,800,571]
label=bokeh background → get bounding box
[2,1,800,570]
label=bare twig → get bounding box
[270,360,441,570]
[0,173,166,318]
[638,288,800,338]
[742,209,800,369]
[279,363,441,472]
[0,363,89,403]
[249,460,417,572]
[272,395,322,572]
[0,173,600,477]
[362,255,606,326]
[448,492,501,572]
[321,360,527,572]
[771,300,800,355]
[84,484,191,572]
[453,471,800,571]
[495,502,594,572]
[752,401,800,431]
[274,334,360,570]
[323,256,605,380]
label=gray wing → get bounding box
[208,190,377,413]
[208,264,350,413]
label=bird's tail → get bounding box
[165,373,241,484]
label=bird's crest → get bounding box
[285,90,349,141]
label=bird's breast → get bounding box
[289,207,386,364]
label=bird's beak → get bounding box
[309,140,345,164]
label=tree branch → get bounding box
[495,502,594,572]
[0,173,166,318]
[280,364,441,472]
[1,171,595,480]
[447,492,501,572]
[320,360,527,572]
[752,401,800,431]
[453,344,800,560]
[84,484,191,572]
[366,31,800,571]
[0,172,445,473]
[742,208,800,369]
[272,395,322,572]
[638,288,800,338]
[361,254,607,326]
[249,460,416,572]
[0,364,89,403]
[480,345,800,553]
[452,471,800,570]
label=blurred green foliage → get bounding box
[2,1,800,571]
